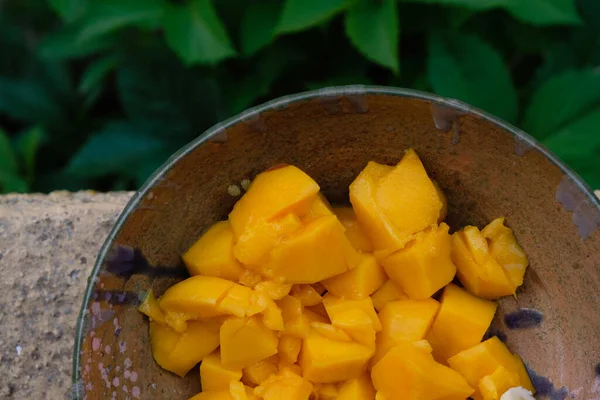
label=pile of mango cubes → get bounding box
[138,149,535,400]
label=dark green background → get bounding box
[1,0,599,194]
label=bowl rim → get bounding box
[71,85,600,398]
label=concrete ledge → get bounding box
[0,191,132,398]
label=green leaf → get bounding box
[277,0,354,34]
[48,0,88,22]
[427,31,518,123]
[78,55,117,106]
[0,78,62,123]
[0,129,18,175]
[164,0,236,65]
[345,0,399,73]
[14,126,44,181]
[503,0,582,25]
[523,69,600,139]
[240,0,281,56]
[0,171,29,194]
[38,23,118,60]
[67,122,166,178]
[402,0,504,11]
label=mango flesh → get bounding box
[371,280,408,312]
[242,356,279,387]
[381,223,456,300]
[426,284,497,363]
[322,253,386,300]
[254,367,313,400]
[323,294,382,332]
[337,374,376,400]
[478,366,519,400]
[334,206,374,252]
[201,350,243,392]
[220,316,279,368]
[183,221,243,281]
[138,289,166,324]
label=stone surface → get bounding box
[0,191,133,399]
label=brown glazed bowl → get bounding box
[73,87,600,400]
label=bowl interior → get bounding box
[73,87,600,400]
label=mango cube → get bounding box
[149,321,182,374]
[242,356,279,387]
[322,253,386,299]
[312,383,338,400]
[220,316,279,368]
[323,294,382,332]
[333,207,374,252]
[372,298,440,366]
[254,367,313,400]
[381,223,456,299]
[328,309,376,346]
[371,280,408,312]
[138,289,166,324]
[201,350,243,391]
[371,341,474,400]
[300,330,374,383]
[426,284,497,363]
[278,295,310,338]
[290,284,323,306]
[337,374,376,400]
[183,221,243,280]
[302,193,335,224]
[159,275,234,319]
[278,335,302,364]
[478,366,519,400]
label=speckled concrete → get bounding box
[0,191,132,399]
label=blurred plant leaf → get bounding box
[345,0,399,74]
[577,0,600,31]
[0,129,18,175]
[523,69,600,138]
[503,0,582,25]
[78,55,117,106]
[277,0,354,34]
[164,0,236,65]
[427,31,518,122]
[0,171,29,193]
[402,0,503,11]
[0,78,62,123]
[48,0,88,22]
[14,126,45,181]
[240,0,281,56]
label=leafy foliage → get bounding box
[0,0,598,194]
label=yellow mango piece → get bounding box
[478,366,519,400]
[334,207,374,252]
[330,309,376,346]
[426,284,497,363]
[349,162,405,252]
[239,268,262,288]
[233,213,303,266]
[337,374,376,400]
[302,193,335,224]
[448,337,535,397]
[183,221,243,280]
[323,294,382,331]
[290,284,323,306]
[218,284,255,318]
[265,215,359,283]
[371,280,408,312]
[278,295,310,338]
[306,302,330,321]
[433,181,448,223]
[242,356,279,387]
[229,381,250,400]
[228,165,320,237]
[201,350,243,392]
[165,310,188,333]
[381,223,456,300]
[313,383,338,400]
[371,341,474,400]
[278,335,302,364]
[300,330,374,383]
[310,322,354,342]
[322,253,386,300]
[372,298,440,366]
[247,292,284,331]
[481,218,529,288]
[376,148,443,234]
[159,275,234,319]
[220,316,279,369]
[138,289,166,324]
[149,321,181,374]
[254,367,313,400]
[451,226,516,299]
[255,281,293,300]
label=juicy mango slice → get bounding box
[278,335,302,364]
[426,284,497,363]
[323,294,382,332]
[290,284,323,307]
[264,215,359,283]
[337,374,376,400]
[242,356,279,387]
[254,367,313,400]
[138,289,166,324]
[482,218,529,288]
[371,341,474,400]
[278,295,310,338]
[372,298,440,366]
[322,253,386,300]
[220,316,279,368]
[371,280,408,312]
[228,165,320,237]
[381,223,456,300]
[478,366,519,400]
[333,206,374,252]
[183,221,243,281]
[302,193,335,224]
[201,350,243,392]
[159,275,234,319]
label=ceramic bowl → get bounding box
[73,87,600,400]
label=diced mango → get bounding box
[220,316,279,368]
[247,292,284,331]
[290,284,323,306]
[201,350,243,391]
[312,383,338,400]
[138,289,166,324]
[302,193,335,224]
[149,321,182,374]
[478,366,519,400]
[306,303,329,321]
[183,221,243,280]
[254,367,313,400]
[239,269,262,288]
[372,298,440,366]
[381,223,456,300]
[371,341,474,400]
[426,284,497,363]
[159,275,234,319]
[300,330,374,383]
[349,162,405,252]
[376,149,443,239]
[329,309,376,346]
[322,253,386,300]
[228,165,320,237]
[371,280,408,312]
[334,207,374,252]
[218,284,255,318]
[448,337,535,397]
[264,215,359,283]
[310,322,354,342]
[255,281,293,300]
[278,295,310,338]
[337,374,376,400]
[323,294,382,332]
[433,181,448,223]
[242,356,279,387]
[278,335,302,364]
